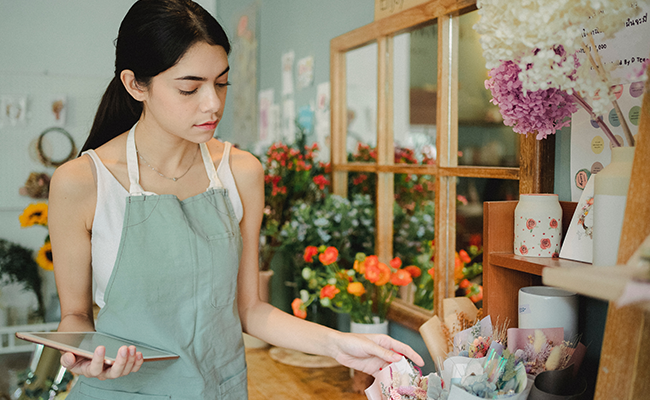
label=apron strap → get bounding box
[126,122,225,193]
[126,124,146,195]
[200,142,224,189]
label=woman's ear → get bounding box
[120,70,146,102]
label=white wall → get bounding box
[0,0,214,321]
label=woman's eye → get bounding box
[216,82,231,89]
[179,88,197,96]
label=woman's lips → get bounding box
[196,120,218,130]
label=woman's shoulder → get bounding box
[209,139,263,181]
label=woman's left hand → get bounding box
[331,332,424,376]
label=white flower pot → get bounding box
[350,317,389,335]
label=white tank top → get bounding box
[83,140,243,308]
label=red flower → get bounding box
[390,269,413,286]
[320,284,340,299]
[540,238,551,250]
[550,219,558,229]
[365,255,379,269]
[519,245,528,255]
[389,257,402,269]
[459,278,471,289]
[313,175,330,190]
[469,285,483,303]
[318,246,338,265]
[291,298,307,319]
[459,249,472,264]
[303,246,319,263]
[526,219,536,230]
[404,265,421,278]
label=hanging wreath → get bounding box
[36,127,77,168]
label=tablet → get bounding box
[15,331,180,365]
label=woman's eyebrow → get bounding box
[175,66,230,81]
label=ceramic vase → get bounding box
[350,316,389,335]
[592,146,635,266]
[518,286,578,341]
[514,194,562,257]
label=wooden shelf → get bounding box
[482,200,578,328]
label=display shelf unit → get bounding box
[482,200,580,328]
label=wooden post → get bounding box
[519,133,555,194]
[594,66,650,400]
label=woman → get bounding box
[49,0,423,398]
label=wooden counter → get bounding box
[246,347,367,400]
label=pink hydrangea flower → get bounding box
[485,59,577,139]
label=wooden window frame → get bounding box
[330,0,553,331]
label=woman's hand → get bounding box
[60,345,143,380]
[331,332,424,376]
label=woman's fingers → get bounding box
[88,346,107,377]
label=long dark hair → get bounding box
[80,0,231,152]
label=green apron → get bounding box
[67,125,247,399]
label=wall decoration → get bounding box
[19,172,51,199]
[1,95,27,127]
[282,51,295,96]
[230,4,258,148]
[282,99,295,143]
[297,56,314,90]
[36,127,77,168]
[567,1,649,200]
[49,95,67,126]
[258,88,274,142]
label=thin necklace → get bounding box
[137,146,199,182]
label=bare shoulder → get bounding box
[49,155,97,228]
[229,146,264,185]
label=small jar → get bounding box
[514,194,562,257]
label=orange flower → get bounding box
[469,285,483,303]
[459,249,472,264]
[404,265,421,278]
[353,259,366,275]
[389,257,402,269]
[427,267,435,279]
[459,278,471,289]
[390,269,412,286]
[320,284,340,299]
[454,252,465,282]
[319,247,339,265]
[303,246,319,263]
[291,298,307,319]
[375,262,392,286]
[347,282,366,296]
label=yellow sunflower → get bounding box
[19,203,48,228]
[36,241,54,271]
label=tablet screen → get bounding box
[16,331,179,364]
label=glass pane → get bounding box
[346,42,378,159]
[454,177,519,308]
[457,10,518,167]
[393,173,436,310]
[393,23,438,165]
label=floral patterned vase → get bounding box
[514,194,562,257]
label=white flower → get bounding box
[474,0,642,116]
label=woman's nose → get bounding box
[201,86,222,114]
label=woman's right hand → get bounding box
[60,345,144,380]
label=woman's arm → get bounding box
[49,156,143,378]
[232,151,424,375]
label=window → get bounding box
[330,1,553,329]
